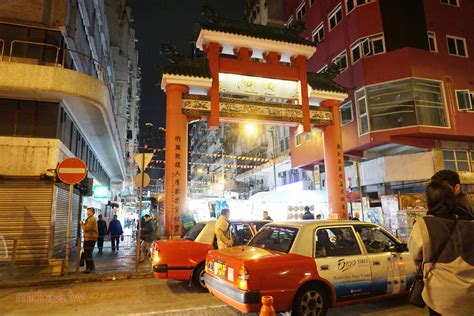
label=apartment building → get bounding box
[284,0,474,200]
[0,0,140,265]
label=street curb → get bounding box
[0,271,153,289]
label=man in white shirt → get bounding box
[215,208,233,249]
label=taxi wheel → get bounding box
[292,284,329,316]
[192,263,208,292]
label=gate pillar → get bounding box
[321,99,348,220]
[164,84,189,238]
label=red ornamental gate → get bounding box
[162,17,348,237]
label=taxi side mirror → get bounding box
[394,243,408,252]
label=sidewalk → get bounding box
[0,239,152,289]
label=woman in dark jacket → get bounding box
[408,181,474,316]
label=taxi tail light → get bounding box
[152,248,160,265]
[237,265,249,280]
[237,265,249,291]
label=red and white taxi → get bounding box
[151,219,269,291]
[204,220,416,315]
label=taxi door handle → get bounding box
[320,265,330,270]
[372,261,381,266]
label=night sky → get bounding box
[128,0,245,130]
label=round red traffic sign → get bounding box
[57,158,88,184]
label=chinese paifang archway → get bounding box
[161,17,348,237]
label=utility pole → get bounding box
[270,127,277,191]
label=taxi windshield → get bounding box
[184,222,206,241]
[248,226,298,253]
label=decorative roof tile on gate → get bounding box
[162,58,211,78]
[307,72,347,94]
[200,17,315,47]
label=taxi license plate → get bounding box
[213,261,226,278]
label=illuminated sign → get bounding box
[219,73,299,100]
[93,185,109,199]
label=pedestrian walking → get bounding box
[215,208,233,249]
[408,180,474,316]
[141,214,156,261]
[109,215,123,252]
[302,206,314,220]
[430,169,474,218]
[181,210,196,237]
[97,214,108,254]
[263,211,273,221]
[80,207,98,273]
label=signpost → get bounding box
[56,157,88,273]
[133,153,153,271]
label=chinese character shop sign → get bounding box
[170,135,185,237]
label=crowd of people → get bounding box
[78,207,161,273]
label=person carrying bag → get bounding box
[408,217,458,308]
[408,180,474,316]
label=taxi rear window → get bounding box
[184,222,206,241]
[248,226,298,253]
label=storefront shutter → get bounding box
[0,178,54,264]
[52,183,81,259]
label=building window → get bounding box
[455,90,474,111]
[295,133,302,146]
[355,89,369,134]
[356,78,447,134]
[443,150,470,172]
[328,4,343,31]
[346,0,374,14]
[333,50,348,73]
[447,36,468,57]
[296,2,306,20]
[312,23,324,43]
[471,151,474,171]
[351,34,385,63]
[351,43,362,63]
[340,101,353,125]
[286,16,294,27]
[428,32,438,52]
[0,98,59,138]
[310,0,317,6]
[440,0,459,7]
[280,139,285,153]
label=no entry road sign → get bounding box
[57,158,88,184]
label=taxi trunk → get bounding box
[205,245,314,313]
[152,239,211,281]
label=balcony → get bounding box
[0,39,125,181]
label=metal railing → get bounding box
[1,38,105,83]
[9,39,60,64]
[0,236,18,267]
[63,47,105,82]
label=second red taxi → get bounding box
[151,219,269,291]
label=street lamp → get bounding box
[243,123,278,191]
[269,126,278,191]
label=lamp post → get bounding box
[269,127,278,191]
